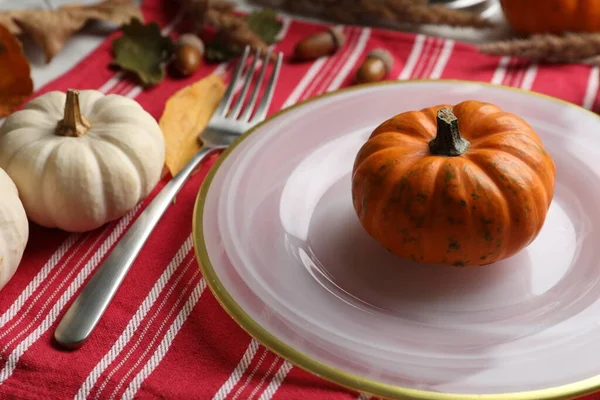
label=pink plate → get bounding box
[193,80,600,399]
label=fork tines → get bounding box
[215,46,284,125]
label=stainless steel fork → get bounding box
[54,46,283,349]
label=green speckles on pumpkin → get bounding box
[481,218,493,242]
[480,255,487,261]
[413,215,426,228]
[389,178,410,203]
[448,237,460,251]
[459,199,467,207]
[448,214,466,226]
[403,236,418,244]
[484,231,493,242]
[444,168,455,183]
[453,261,466,267]
[471,192,481,200]
[401,178,411,192]
[416,193,427,202]
[471,205,477,211]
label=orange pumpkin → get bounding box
[351,101,556,267]
[500,0,600,34]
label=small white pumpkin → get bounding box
[0,168,28,289]
[0,89,165,232]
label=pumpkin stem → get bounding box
[429,108,470,157]
[56,89,90,137]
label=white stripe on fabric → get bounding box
[246,357,281,400]
[429,39,455,79]
[120,278,207,399]
[419,37,443,79]
[107,266,199,400]
[490,56,510,85]
[326,28,372,92]
[299,27,356,102]
[520,64,538,90]
[75,236,194,400]
[0,204,141,384]
[256,361,293,400]
[398,34,427,80]
[410,36,434,79]
[0,228,108,349]
[231,347,269,400]
[212,340,261,400]
[282,58,328,108]
[0,234,80,328]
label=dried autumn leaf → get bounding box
[15,9,90,64]
[111,18,175,86]
[0,0,142,63]
[159,73,226,175]
[0,11,21,35]
[246,8,283,45]
[0,24,33,118]
[64,0,144,26]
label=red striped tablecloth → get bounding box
[2,1,600,399]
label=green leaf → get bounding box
[205,39,243,63]
[246,8,283,45]
[111,19,174,87]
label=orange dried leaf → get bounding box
[0,24,33,118]
[159,73,226,176]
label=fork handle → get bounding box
[54,145,221,349]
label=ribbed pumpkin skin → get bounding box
[351,101,556,267]
[500,0,600,34]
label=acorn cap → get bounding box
[177,33,205,56]
[367,48,394,73]
[327,26,346,49]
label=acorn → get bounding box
[355,49,394,84]
[173,34,205,76]
[292,26,346,61]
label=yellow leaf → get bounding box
[159,73,226,176]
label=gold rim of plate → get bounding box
[192,79,600,400]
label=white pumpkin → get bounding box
[0,168,28,289]
[0,89,165,232]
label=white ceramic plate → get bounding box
[193,80,600,400]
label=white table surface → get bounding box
[0,0,514,90]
